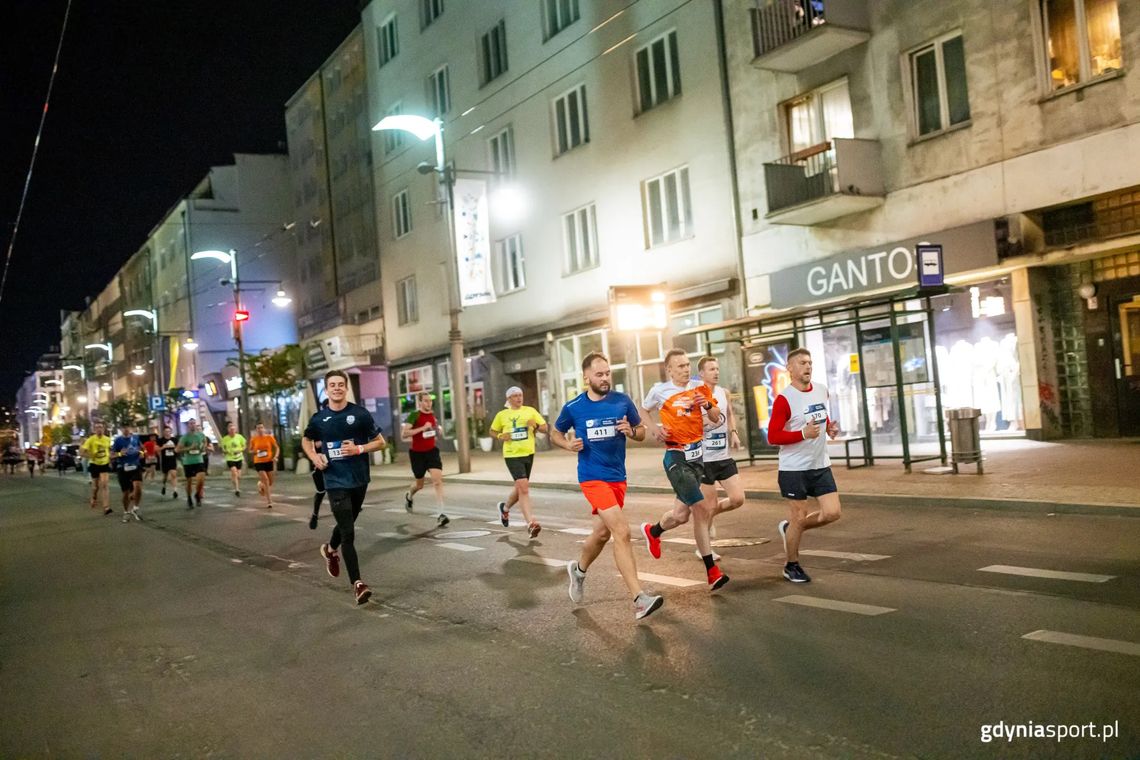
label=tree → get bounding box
[239,345,304,459]
[99,394,150,429]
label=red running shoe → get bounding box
[354,581,372,605]
[707,565,730,591]
[320,543,340,578]
[640,522,661,560]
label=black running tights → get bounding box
[328,486,367,583]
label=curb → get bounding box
[369,474,1139,517]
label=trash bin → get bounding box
[946,407,983,474]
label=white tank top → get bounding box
[702,385,732,462]
[776,383,832,471]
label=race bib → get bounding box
[123,464,138,472]
[585,418,617,441]
[804,403,828,424]
[706,433,727,450]
[326,441,348,459]
[188,448,202,456]
[510,427,529,441]
[682,441,703,461]
[256,450,269,459]
[422,429,436,439]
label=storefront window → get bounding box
[555,329,626,404]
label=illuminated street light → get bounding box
[77,395,87,403]
[85,342,113,359]
[183,337,199,351]
[123,308,158,331]
[44,379,63,387]
[272,289,292,308]
[131,365,146,376]
[100,383,112,391]
[609,284,669,332]
[63,363,86,380]
[191,247,249,434]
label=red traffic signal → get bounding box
[234,310,250,323]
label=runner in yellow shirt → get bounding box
[489,386,548,538]
[80,421,113,515]
[220,422,247,496]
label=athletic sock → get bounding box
[575,561,585,575]
[701,554,716,570]
[649,523,664,538]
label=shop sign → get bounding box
[770,221,998,309]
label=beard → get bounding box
[588,380,611,395]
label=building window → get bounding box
[488,126,515,179]
[383,102,405,154]
[428,65,451,117]
[393,190,412,239]
[421,0,443,29]
[910,33,970,137]
[377,15,399,67]
[563,204,599,274]
[556,329,627,403]
[1039,0,1122,91]
[553,84,589,155]
[480,20,509,85]
[397,276,418,325]
[497,234,525,293]
[544,0,580,40]
[643,166,693,248]
[783,79,853,155]
[635,306,725,392]
[636,30,682,113]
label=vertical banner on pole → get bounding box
[452,177,497,306]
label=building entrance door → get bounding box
[1112,292,1140,436]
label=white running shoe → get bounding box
[634,592,664,621]
[131,507,142,521]
[567,560,586,604]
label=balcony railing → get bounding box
[750,0,869,72]
[763,138,884,225]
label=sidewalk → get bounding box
[357,437,1140,515]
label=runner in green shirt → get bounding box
[220,421,247,496]
[175,419,211,509]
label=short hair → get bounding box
[697,355,718,371]
[417,390,433,401]
[581,352,609,373]
[324,369,349,384]
[663,348,688,367]
[787,347,811,362]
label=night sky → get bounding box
[0,1,363,403]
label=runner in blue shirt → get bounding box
[551,351,664,621]
[302,370,387,605]
[111,423,144,523]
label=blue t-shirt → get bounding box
[554,391,641,483]
[303,402,379,490]
[111,434,142,472]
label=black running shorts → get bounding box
[505,454,534,481]
[410,448,443,479]
[663,450,705,506]
[225,459,243,471]
[777,467,838,501]
[253,462,274,473]
[701,458,739,485]
[183,463,206,478]
[117,468,143,492]
[88,463,110,478]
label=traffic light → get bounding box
[234,310,250,323]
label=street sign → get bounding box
[916,243,944,288]
[149,395,166,412]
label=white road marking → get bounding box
[663,537,697,545]
[385,508,409,514]
[435,542,484,552]
[979,565,1115,583]
[291,518,309,524]
[633,572,703,588]
[435,530,492,540]
[775,595,896,616]
[238,507,258,513]
[558,528,592,536]
[799,550,891,562]
[510,556,568,568]
[1022,630,1140,656]
[376,532,410,540]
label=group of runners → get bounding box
[304,345,843,621]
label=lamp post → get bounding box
[372,114,473,472]
[190,248,249,434]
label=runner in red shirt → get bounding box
[400,391,449,527]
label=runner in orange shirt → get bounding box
[639,348,729,591]
[249,422,280,509]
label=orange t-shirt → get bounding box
[642,380,717,449]
[250,435,278,464]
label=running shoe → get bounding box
[234,490,240,497]
[121,513,129,523]
[103,507,113,516]
[354,581,372,605]
[778,519,789,555]
[187,495,193,509]
[404,491,413,512]
[195,494,202,508]
[782,562,811,583]
[437,513,450,528]
[308,513,318,530]
[497,501,509,527]
[707,565,729,591]
[172,490,178,500]
[528,521,541,539]
[694,548,722,562]
[567,560,586,603]
[320,544,341,578]
[160,487,166,496]
[634,592,664,621]
[640,523,662,560]
[131,507,142,522]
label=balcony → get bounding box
[763,138,884,225]
[751,0,869,73]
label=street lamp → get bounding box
[85,342,113,359]
[131,365,146,376]
[271,289,292,308]
[190,248,249,434]
[182,336,199,351]
[373,113,473,472]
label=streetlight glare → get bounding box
[77,395,87,403]
[183,337,199,351]
[490,184,529,226]
[190,250,233,264]
[272,289,292,308]
[371,114,440,141]
[131,365,146,376]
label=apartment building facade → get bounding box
[362,0,744,444]
[719,0,1137,454]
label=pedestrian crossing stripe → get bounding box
[775,595,895,616]
[435,542,483,552]
[979,565,1115,583]
[1022,630,1140,656]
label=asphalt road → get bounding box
[1,468,1138,759]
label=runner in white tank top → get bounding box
[697,357,745,556]
[768,348,843,584]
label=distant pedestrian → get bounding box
[303,370,387,605]
[490,386,547,538]
[769,347,842,583]
[401,391,449,528]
